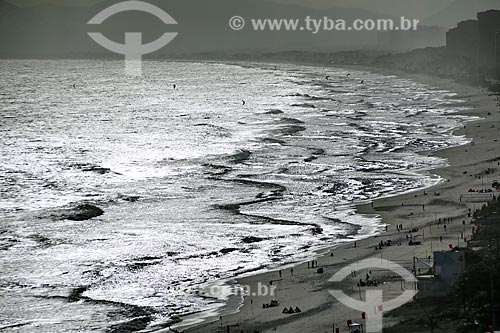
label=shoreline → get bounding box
[161,65,499,333]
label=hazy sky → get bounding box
[6,0,103,7]
[7,0,456,17]
[275,0,455,17]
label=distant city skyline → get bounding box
[2,0,499,57]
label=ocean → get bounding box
[0,60,473,332]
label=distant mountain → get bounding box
[422,0,500,28]
[0,0,396,58]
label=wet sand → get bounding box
[166,73,500,333]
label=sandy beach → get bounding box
[163,71,500,333]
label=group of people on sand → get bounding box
[357,270,378,287]
[263,299,279,309]
[375,239,392,250]
[438,217,453,224]
[307,260,318,268]
[406,233,422,246]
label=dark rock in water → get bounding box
[229,149,251,163]
[291,103,316,108]
[304,148,325,162]
[260,137,286,145]
[29,234,53,247]
[66,204,104,221]
[242,236,264,244]
[51,204,104,221]
[119,195,140,202]
[255,190,283,199]
[278,125,306,135]
[310,226,323,235]
[202,163,233,175]
[309,148,325,155]
[137,256,162,261]
[62,284,156,333]
[220,248,239,254]
[127,262,157,271]
[322,181,348,194]
[109,317,151,333]
[279,117,305,124]
[265,109,283,114]
[126,256,163,271]
[68,286,88,302]
[213,203,240,212]
[83,166,112,175]
[203,163,232,170]
[71,163,121,175]
[0,237,20,251]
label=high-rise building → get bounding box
[446,20,479,62]
[496,32,500,78]
[477,10,500,69]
